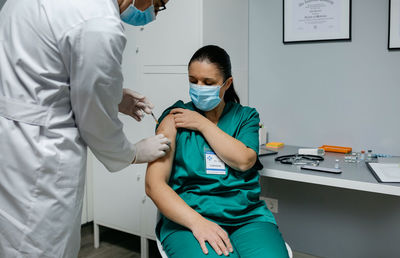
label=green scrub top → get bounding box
[156,101,276,243]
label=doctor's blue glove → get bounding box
[119,88,155,121]
[132,134,171,164]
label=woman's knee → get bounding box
[230,222,289,258]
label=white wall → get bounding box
[250,0,400,155]
[250,1,400,257]
[203,0,249,105]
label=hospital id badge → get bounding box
[205,149,226,175]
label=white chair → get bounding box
[285,242,293,258]
[156,229,293,258]
[156,236,168,258]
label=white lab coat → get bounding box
[0,0,136,257]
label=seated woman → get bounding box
[145,45,288,258]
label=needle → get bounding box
[151,112,159,125]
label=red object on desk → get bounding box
[319,145,352,154]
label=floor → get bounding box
[79,223,161,258]
[79,223,319,258]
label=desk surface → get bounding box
[259,145,400,197]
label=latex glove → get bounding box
[133,134,171,163]
[119,89,155,121]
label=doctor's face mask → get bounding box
[121,0,156,26]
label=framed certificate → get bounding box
[283,0,352,43]
[389,0,400,50]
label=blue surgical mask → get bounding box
[120,2,156,26]
[189,83,222,111]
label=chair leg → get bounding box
[94,223,100,249]
[141,236,149,258]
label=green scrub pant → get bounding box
[162,222,289,258]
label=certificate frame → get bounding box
[389,0,400,50]
[283,0,352,44]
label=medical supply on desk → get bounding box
[259,123,267,145]
[275,154,324,166]
[353,152,361,163]
[335,159,340,169]
[345,152,360,163]
[298,148,325,156]
[259,143,278,156]
[319,145,352,154]
[259,148,278,156]
[344,155,352,163]
[267,142,284,148]
[374,153,393,158]
[367,150,373,161]
[301,165,342,174]
[360,150,365,161]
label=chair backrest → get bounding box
[156,236,169,258]
[285,242,293,258]
[156,211,169,258]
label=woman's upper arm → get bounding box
[146,114,177,186]
[157,114,177,140]
[236,109,260,154]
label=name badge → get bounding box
[205,150,226,175]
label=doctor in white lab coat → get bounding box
[0,0,170,257]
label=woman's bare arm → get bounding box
[145,114,202,229]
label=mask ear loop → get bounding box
[220,77,233,100]
[222,77,232,87]
[220,78,230,90]
[219,80,228,101]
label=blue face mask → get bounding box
[189,83,222,111]
[120,3,156,26]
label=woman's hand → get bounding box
[190,217,234,256]
[170,108,210,132]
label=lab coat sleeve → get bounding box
[60,17,135,172]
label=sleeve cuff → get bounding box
[92,142,136,172]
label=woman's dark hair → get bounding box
[188,45,240,104]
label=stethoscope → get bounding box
[275,154,324,166]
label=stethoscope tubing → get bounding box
[275,154,324,165]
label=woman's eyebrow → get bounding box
[189,75,219,83]
[189,76,216,80]
[204,78,218,83]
